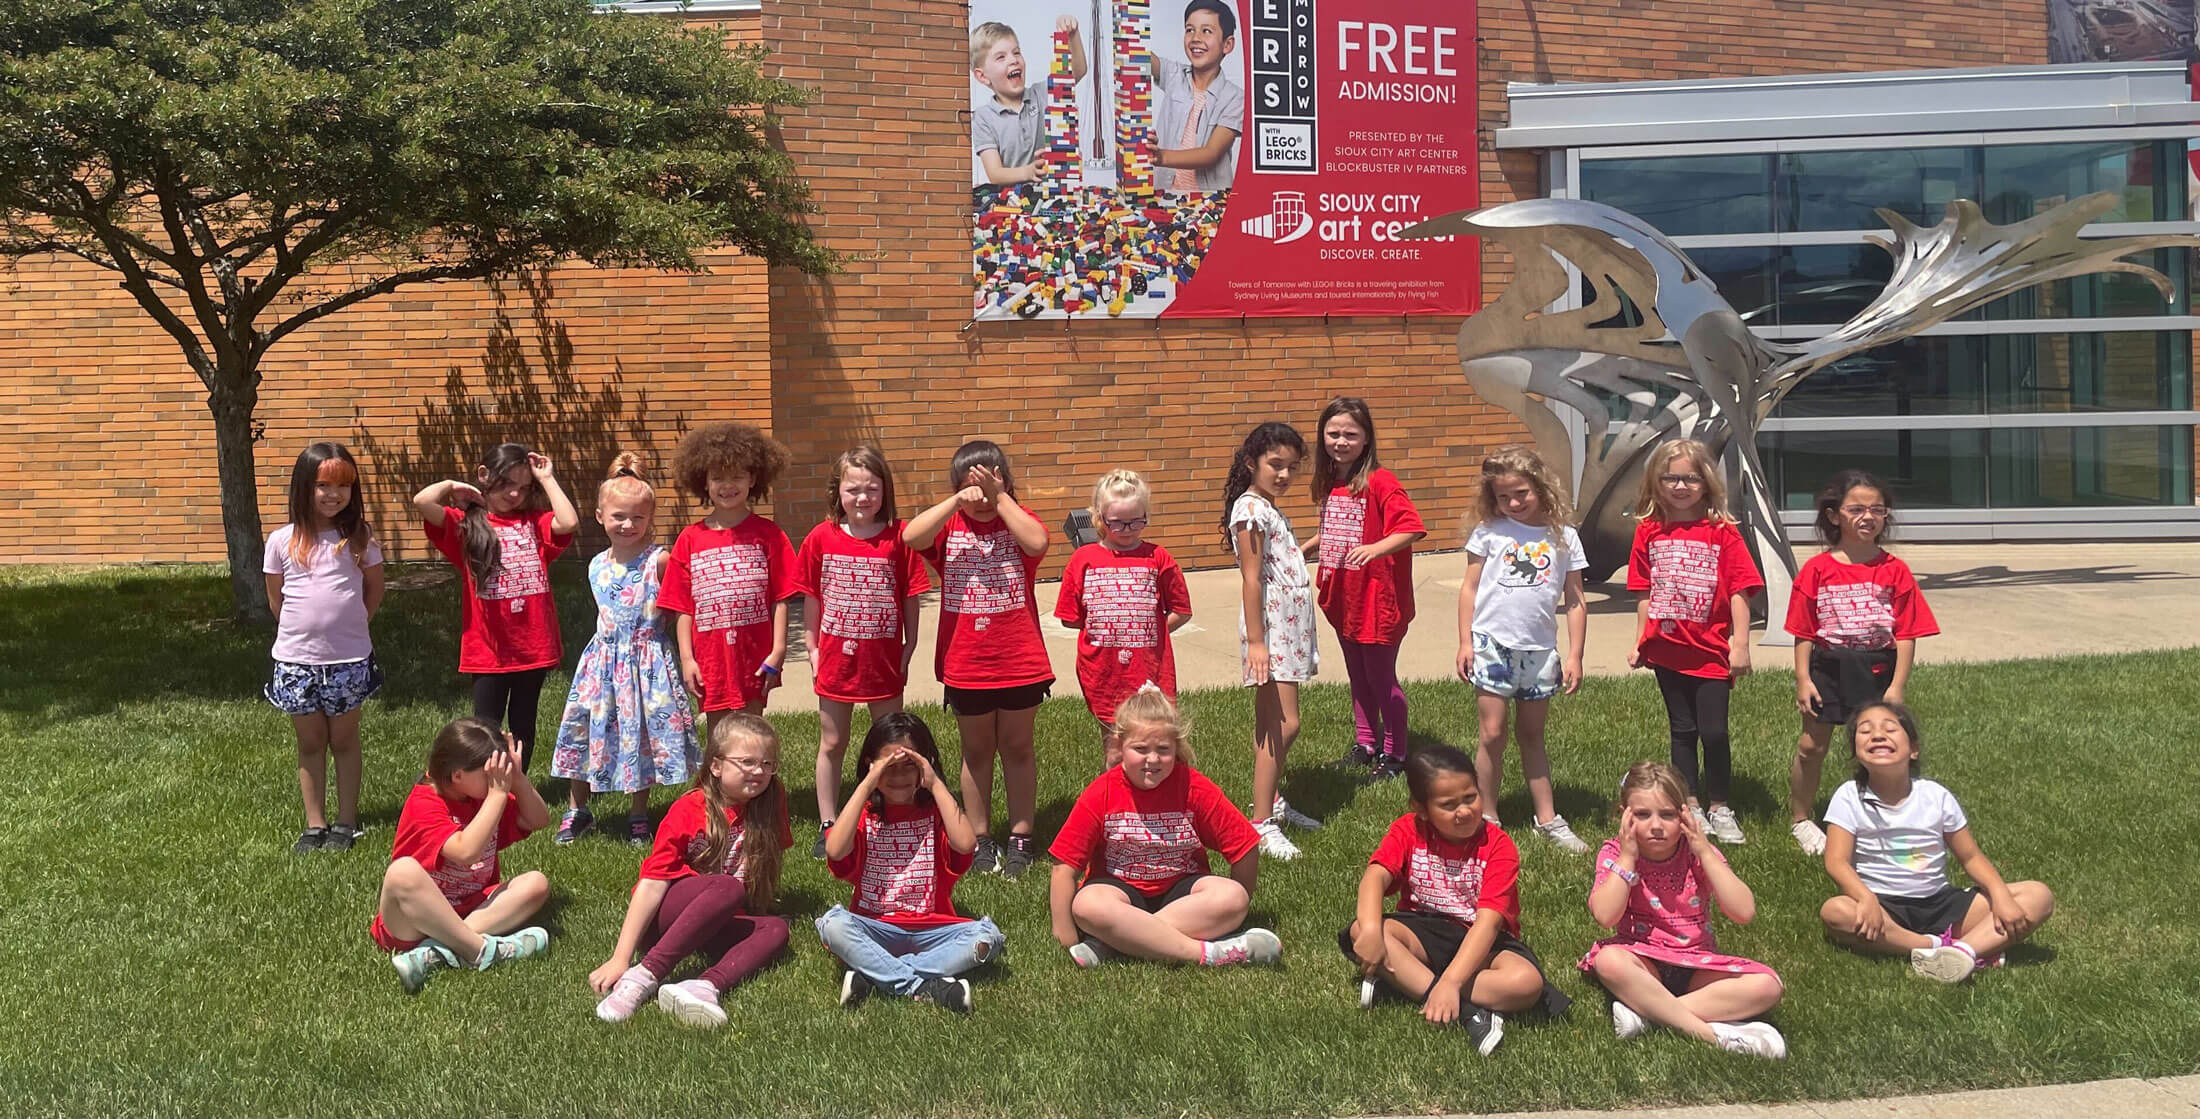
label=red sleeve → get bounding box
[390,786,459,873]
[496,793,534,844]
[1188,769,1260,864]
[766,522,800,603]
[1377,472,1425,536]
[534,509,573,564]
[656,528,696,615]
[1625,521,1654,592]
[1890,560,1940,640]
[639,795,702,880]
[422,507,467,567]
[1719,523,1765,595]
[1475,827,1522,933]
[1046,778,1111,868]
[1367,815,1414,884]
[1784,556,1824,640]
[793,525,826,598]
[1053,550,1088,625]
[897,531,932,596]
[1157,549,1192,615]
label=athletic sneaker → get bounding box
[1910,944,1977,983]
[812,827,830,861]
[1706,805,1746,845]
[657,978,727,1028]
[391,942,456,994]
[1330,745,1376,770]
[472,926,549,971]
[1201,927,1281,966]
[969,835,1002,875]
[1069,938,1117,968]
[1533,814,1591,854]
[1462,1008,1505,1056]
[292,827,327,854]
[1713,1021,1787,1059]
[323,824,364,852]
[1368,755,1406,781]
[1790,819,1827,856]
[594,964,660,1022]
[554,809,592,844]
[1253,818,1302,861]
[1358,979,1378,1008]
[839,968,873,1008]
[1691,805,1714,841]
[1270,797,1323,831]
[1611,999,1648,1039]
[915,977,973,1014]
[627,817,653,847]
[1001,837,1037,881]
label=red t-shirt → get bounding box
[1367,813,1522,936]
[423,507,572,673]
[383,782,533,916]
[1627,517,1765,680]
[1048,763,1259,897]
[639,787,797,884]
[919,508,1051,690]
[794,521,932,703]
[1785,551,1940,650]
[1052,542,1192,723]
[1316,469,1426,645]
[657,517,800,712]
[826,799,976,929]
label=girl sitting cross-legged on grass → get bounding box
[1048,685,1281,969]
[1340,745,1572,1057]
[1819,702,2053,983]
[589,712,794,1028]
[816,712,1005,1014]
[372,718,552,994]
[1582,762,1787,1059]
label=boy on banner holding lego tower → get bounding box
[973,16,1090,186]
[1152,0,1241,192]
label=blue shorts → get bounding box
[265,657,384,717]
[1470,633,1561,701]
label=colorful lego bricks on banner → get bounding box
[972,185,1223,317]
[1112,0,1155,199]
[1041,30,1082,185]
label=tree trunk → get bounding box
[210,376,272,625]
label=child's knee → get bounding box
[384,856,431,891]
[998,736,1035,762]
[1278,713,1300,743]
[1590,947,1640,979]
[1818,897,1854,929]
[1070,886,1123,924]
[507,871,550,908]
[2018,881,2056,921]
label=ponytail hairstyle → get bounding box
[598,450,656,510]
[426,717,504,786]
[1089,468,1151,521]
[1813,468,1894,549]
[284,441,371,570]
[462,443,537,587]
[1847,701,1923,791]
[854,711,944,812]
[1111,682,1193,766]
[695,712,787,910]
[829,445,899,524]
[1218,421,1306,548]
[1613,760,1690,821]
[1310,396,1380,500]
[948,439,1017,499]
[1629,439,1734,525]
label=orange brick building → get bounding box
[4,0,2188,570]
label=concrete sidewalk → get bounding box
[1434,1074,2200,1118]
[770,541,2200,712]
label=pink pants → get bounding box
[1342,640,1408,758]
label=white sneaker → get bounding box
[1910,945,1977,984]
[1691,805,1714,841]
[1713,1020,1787,1059]
[1202,927,1282,966]
[1254,818,1302,861]
[593,965,659,1023]
[1270,797,1323,831]
[1791,819,1827,856]
[1533,814,1591,854]
[1706,805,1746,845]
[1611,1000,1648,1040]
[1358,979,1378,1009]
[656,978,727,1028]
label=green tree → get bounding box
[0,0,830,621]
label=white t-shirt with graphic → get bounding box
[1465,518,1586,651]
[1825,778,1969,898]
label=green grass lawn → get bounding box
[2,561,2195,1118]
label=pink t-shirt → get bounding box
[263,525,384,664]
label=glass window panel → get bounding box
[1989,426,2194,506]
[1778,245,1897,325]
[1581,155,1774,237]
[1689,247,1776,324]
[1781,147,1978,231]
[1760,429,1987,510]
[1982,141,2169,224]
[1984,331,2191,413]
[1770,336,1987,418]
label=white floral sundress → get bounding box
[1230,493,1318,685]
[550,546,699,793]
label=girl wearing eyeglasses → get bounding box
[1782,470,1938,856]
[588,712,794,1029]
[1054,470,1193,766]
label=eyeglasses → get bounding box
[1658,474,1706,487]
[1103,517,1148,531]
[718,755,778,774]
[1841,504,1891,517]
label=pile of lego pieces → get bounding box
[972,184,1227,317]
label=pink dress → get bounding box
[1578,838,1779,985]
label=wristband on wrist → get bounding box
[1599,857,1640,886]
[759,663,781,677]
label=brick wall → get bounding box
[0,2,2061,568]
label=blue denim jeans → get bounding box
[813,905,1005,996]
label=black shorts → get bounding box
[1336,913,1572,1018]
[1807,646,1897,725]
[943,681,1052,717]
[1080,872,1215,913]
[1876,886,1981,936]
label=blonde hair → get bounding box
[597,450,655,508]
[1614,761,1690,820]
[1630,439,1735,524]
[1089,469,1151,521]
[1470,445,1576,553]
[970,21,1018,69]
[1111,683,1193,766]
[694,713,787,911]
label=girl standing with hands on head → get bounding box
[1055,469,1193,765]
[1583,762,1787,1059]
[904,440,1052,880]
[1456,446,1591,853]
[1784,471,1938,855]
[590,712,794,1028]
[548,454,699,846]
[1223,422,1323,861]
[265,442,384,853]
[413,443,580,771]
[656,423,800,731]
[1626,440,1763,845]
[1311,398,1426,779]
[796,446,931,859]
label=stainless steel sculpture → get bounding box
[1400,192,2200,642]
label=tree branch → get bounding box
[258,259,503,355]
[152,182,246,371]
[236,205,362,324]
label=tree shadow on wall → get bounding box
[357,270,682,559]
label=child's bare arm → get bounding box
[1049,862,1082,948]
[265,572,285,621]
[992,494,1049,557]
[1455,554,1483,680]
[1058,14,1089,80]
[589,877,671,992]
[977,149,1038,185]
[411,479,477,526]
[902,493,961,550]
[1226,845,1261,896]
[1561,570,1588,693]
[1888,637,1917,703]
[1157,126,1239,171]
[363,555,386,618]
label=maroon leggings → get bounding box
[639,874,789,991]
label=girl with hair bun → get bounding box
[1055,468,1192,765]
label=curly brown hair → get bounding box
[673,423,791,505]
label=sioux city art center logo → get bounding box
[1241,191,1315,243]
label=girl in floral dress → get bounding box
[551,454,700,844]
[1221,422,1321,862]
